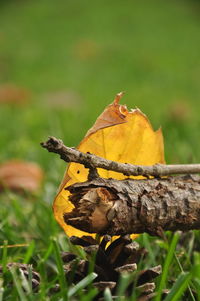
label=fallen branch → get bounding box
[41,136,200,236]
[65,175,200,236]
[41,137,200,177]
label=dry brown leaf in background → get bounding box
[0,160,44,193]
[167,100,192,122]
[54,93,165,238]
[73,39,100,60]
[0,83,30,104]
[41,90,82,109]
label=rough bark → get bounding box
[41,136,200,236]
[64,175,200,236]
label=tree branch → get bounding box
[41,136,200,236]
[64,175,200,236]
[41,136,200,177]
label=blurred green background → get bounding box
[1,0,200,168]
[0,1,200,297]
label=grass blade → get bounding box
[0,288,4,301]
[155,232,180,301]
[10,267,28,301]
[19,268,32,295]
[174,253,196,301]
[2,240,8,274]
[52,237,68,300]
[104,287,113,301]
[38,241,53,266]
[116,273,134,300]
[164,272,191,301]
[142,233,156,265]
[68,272,97,298]
[80,287,98,301]
[24,240,35,264]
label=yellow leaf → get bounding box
[53,93,165,238]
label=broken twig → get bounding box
[41,136,200,236]
[41,136,200,177]
[63,175,200,236]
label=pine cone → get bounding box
[61,235,166,300]
[0,262,40,292]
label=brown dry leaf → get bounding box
[73,39,100,60]
[0,83,30,104]
[167,100,192,122]
[41,90,81,109]
[0,160,44,193]
[54,93,165,237]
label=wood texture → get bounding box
[41,136,200,236]
[64,175,200,236]
[41,137,200,177]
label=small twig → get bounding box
[41,136,200,177]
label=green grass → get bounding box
[1,0,200,299]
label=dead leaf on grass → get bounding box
[0,160,44,193]
[0,83,30,104]
[167,100,192,122]
[41,90,81,109]
[73,39,100,60]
